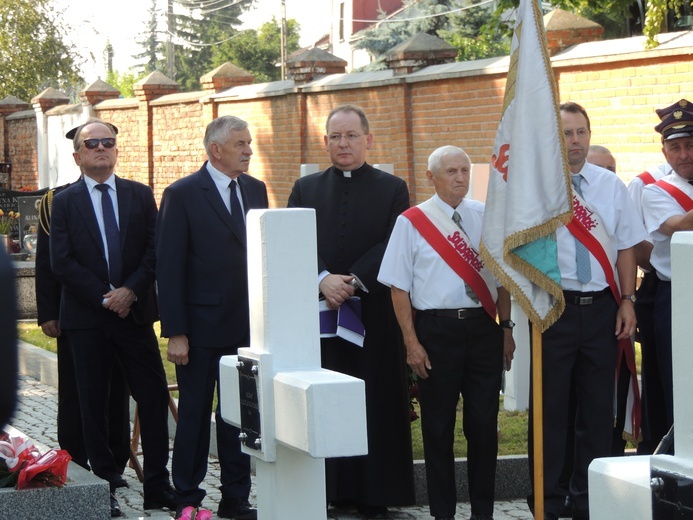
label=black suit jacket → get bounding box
[49,176,159,329]
[287,163,410,293]
[155,163,269,349]
[36,183,72,325]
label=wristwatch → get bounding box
[500,319,515,329]
[621,294,636,303]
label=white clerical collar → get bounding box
[343,171,351,178]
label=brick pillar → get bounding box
[544,9,604,56]
[133,71,180,187]
[200,63,255,93]
[385,33,458,76]
[31,88,70,188]
[287,48,347,84]
[79,79,121,106]
[0,96,31,170]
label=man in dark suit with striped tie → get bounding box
[50,121,174,517]
[156,116,268,520]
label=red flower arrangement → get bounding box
[0,430,71,489]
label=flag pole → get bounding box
[532,323,544,520]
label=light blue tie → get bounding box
[452,211,480,304]
[571,175,592,284]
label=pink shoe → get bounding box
[175,505,197,519]
[195,508,213,520]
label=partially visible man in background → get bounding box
[0,247,17,430]
[587,145,616,173]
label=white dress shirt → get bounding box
[84,173,119,270]
[206,162,245,218]
[557,162,647,291]
[378,194,498,310]
[642,171,693,281]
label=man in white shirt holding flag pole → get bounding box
[479,0,645,518]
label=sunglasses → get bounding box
[82,138,116,149]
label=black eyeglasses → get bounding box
[81,138,116,149]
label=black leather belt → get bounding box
[419,307,487,319]
[563,287,610,305]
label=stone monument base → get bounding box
[0,426,110,520]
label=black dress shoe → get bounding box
[356,504,389,519]
[112,476,129,489]
[217,497,257,520]
[559,495,572,518]
[110,493,123,518]
[143,488,176,510]
[435,517,455,520]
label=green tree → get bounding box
[133,0,166,75]
[169,0,253,91]
[105,70,145,98]
[218,19,301,83]
[440,1,510,61]
[489,0,692,48]
[0,0,83,101]
[354,0,509,66]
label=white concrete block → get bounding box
[219,355,241,427]
[300,164,320,177]
[503,298,529,411]
[373,163,394,174]
[588,456,651,520]
[274,369,368,458]
[246,209,321,371]
[671,232,693,458]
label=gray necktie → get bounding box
[452,211,480,304]
[571,175,592,284]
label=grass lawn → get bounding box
[18,320,533,459]
[17,320,177,398]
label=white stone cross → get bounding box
[219,208,368,520]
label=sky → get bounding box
[51,0,331,82]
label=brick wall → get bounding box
[2,34,692,203]
[555,54,693,179]
[6,113,38,189]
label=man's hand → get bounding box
[40,320,61,338]
[319,274,356,310]
[406,340,432,380]
[503,329,515,370]
[167,335,190,366]
[103,287,136,318]
[615,300,636,340]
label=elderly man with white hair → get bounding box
[378,145,515,520]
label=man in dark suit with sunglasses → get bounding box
[36,119,131,482]
[50,121,174,517]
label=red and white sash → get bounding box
[402,199,497,319]
[566,190,642,443]
[637,171,657,185]
[654,178,693,212]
